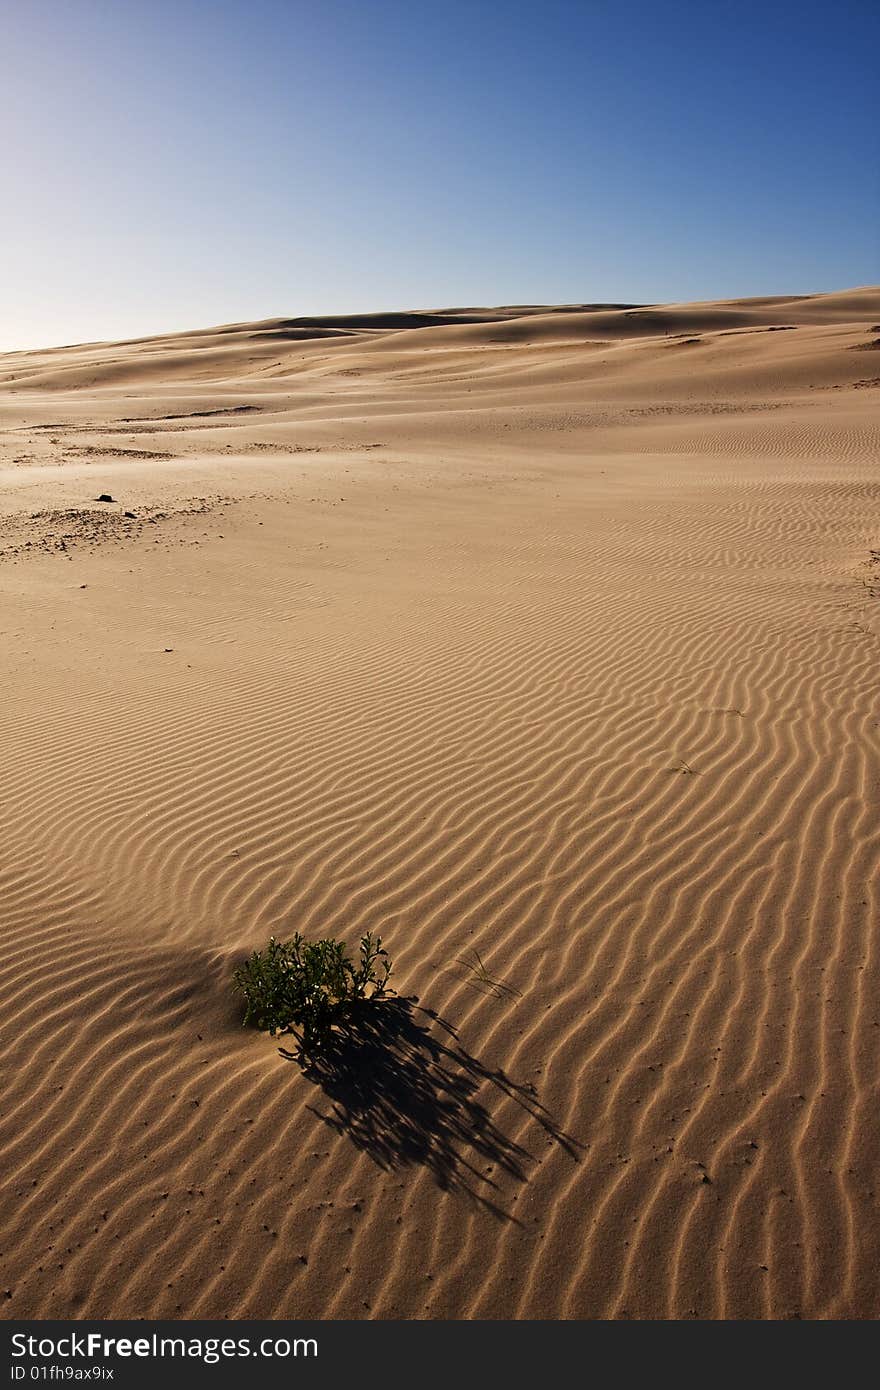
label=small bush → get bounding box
[233,931,393,1053]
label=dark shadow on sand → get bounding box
[279,996,580,1218]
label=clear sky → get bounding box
[3,0,878,350]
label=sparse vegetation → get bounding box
[667,756,697,774]
[234,931,393,1054]
[454,948,523,1000]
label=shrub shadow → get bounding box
[279,996,579,1218]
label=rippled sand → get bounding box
[1,288,878,1318]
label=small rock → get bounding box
[95,494,114,503]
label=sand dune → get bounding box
[0,288,878,1319]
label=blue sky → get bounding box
[3,0,878,349]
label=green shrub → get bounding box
[233,931,393,1053]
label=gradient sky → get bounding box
[3,0,878,350]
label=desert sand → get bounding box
[0,289,878,1320]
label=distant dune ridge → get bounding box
[0,287,878,1318]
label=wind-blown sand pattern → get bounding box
[0,289,878,1319]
